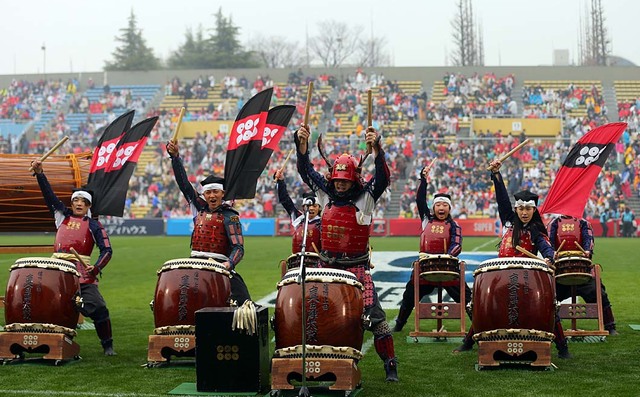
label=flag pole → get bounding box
[303,82,314,126]
[486,139,530,170]
[29,136,69,172]
[171,107,186,143]
[366,89,373,154]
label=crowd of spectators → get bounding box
[0,79,73,120]
[1,73,638,235]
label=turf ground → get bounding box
[0,235,638,397]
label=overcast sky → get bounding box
[2,0,638,75]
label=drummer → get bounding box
[548,214,617,335]
[31,159,116,356]
[274,168,322,273]
[166,140,251,306]
[455,159,571,359]
[393,164,471,332]
[296,124,398,382]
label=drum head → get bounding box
[555,272,593,286]
[420,271,459,282]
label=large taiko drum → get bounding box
[4,257,80,331]
[555,251,593,285]
[0,153,91,233]
[152,258,231,331]
[472,257,556,341]
[273,268,365,358]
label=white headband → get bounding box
[71,191,92,204]
[515,199,536,208]
[433,196,452,207]
[202,183,224,192]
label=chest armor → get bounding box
[498,227,534,257]
[192,211,230,255]
[420,219,451,254]
[55,216,94,256]
[321,204,370,255]
[292,220,322,254]
[554,217,581,251]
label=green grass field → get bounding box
[0,235,639,397]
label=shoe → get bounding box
[384,358,399,382]
[452,339,474,353]
[392,319,406,333]
[558,347,572,359]
[607,328,618,336]
[104,346,117,356]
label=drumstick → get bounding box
[170,107,186,143]
[303,82,314,126]
[443,238,447,255]
[575,242,587,255]
[311,242,320,254]
[486,139,530,170]
[29,136,69,172]
[516,245,540,260]
[366,89,373,155]
[69,247,91,269]
[278,149,294,174]
[557,239,566,253]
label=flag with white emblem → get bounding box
[540,122,627,218]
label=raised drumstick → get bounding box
[29,136,69,172]
[486,139,530,170]
[303,82,314,126]
[170,107,186,143]
[516,245,540,260]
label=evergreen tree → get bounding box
[167,25,211,69]
[207,8,259,69]
[104,10,161,71]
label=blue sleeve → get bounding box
[581,219,594,254]
[449,219,462,256]
[416,177,432,221]
[224,209,244,269]
[533,232,554,260]
[171,156,204,211]
[90,219,112,274]
[297,150,330,194]
[492,172,515,225]
[277,179,301,219]
[548,218,559,249]
[36,173,69,216]
[369,149,391,201]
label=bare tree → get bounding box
[355,36,391,67]
[450,0,482,66]
[248,36,302,68]
[310,21,361,67]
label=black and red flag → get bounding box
[87,110,135,186]
[539,122,627,218]
[256,105,296,172]
[95,116,158,216]
[224,88,273,200]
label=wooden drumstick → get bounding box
[303,82,314,126]
[486,139,530,170]
[70,247,91,269]
[557,239,566,253]
[278,149,294,174]
[575,242,587,255]
[443,238,447,255]
[311,242,320,254]
[170,107,186,143]
[516,245,540,260]
[29,136,69,172]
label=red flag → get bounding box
[89,116,158,216]
[224,88,272,200]
[539,122,627,218]
[88,110,134,175]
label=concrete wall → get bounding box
[2,65,639,90]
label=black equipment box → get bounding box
[195,306,270,393]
